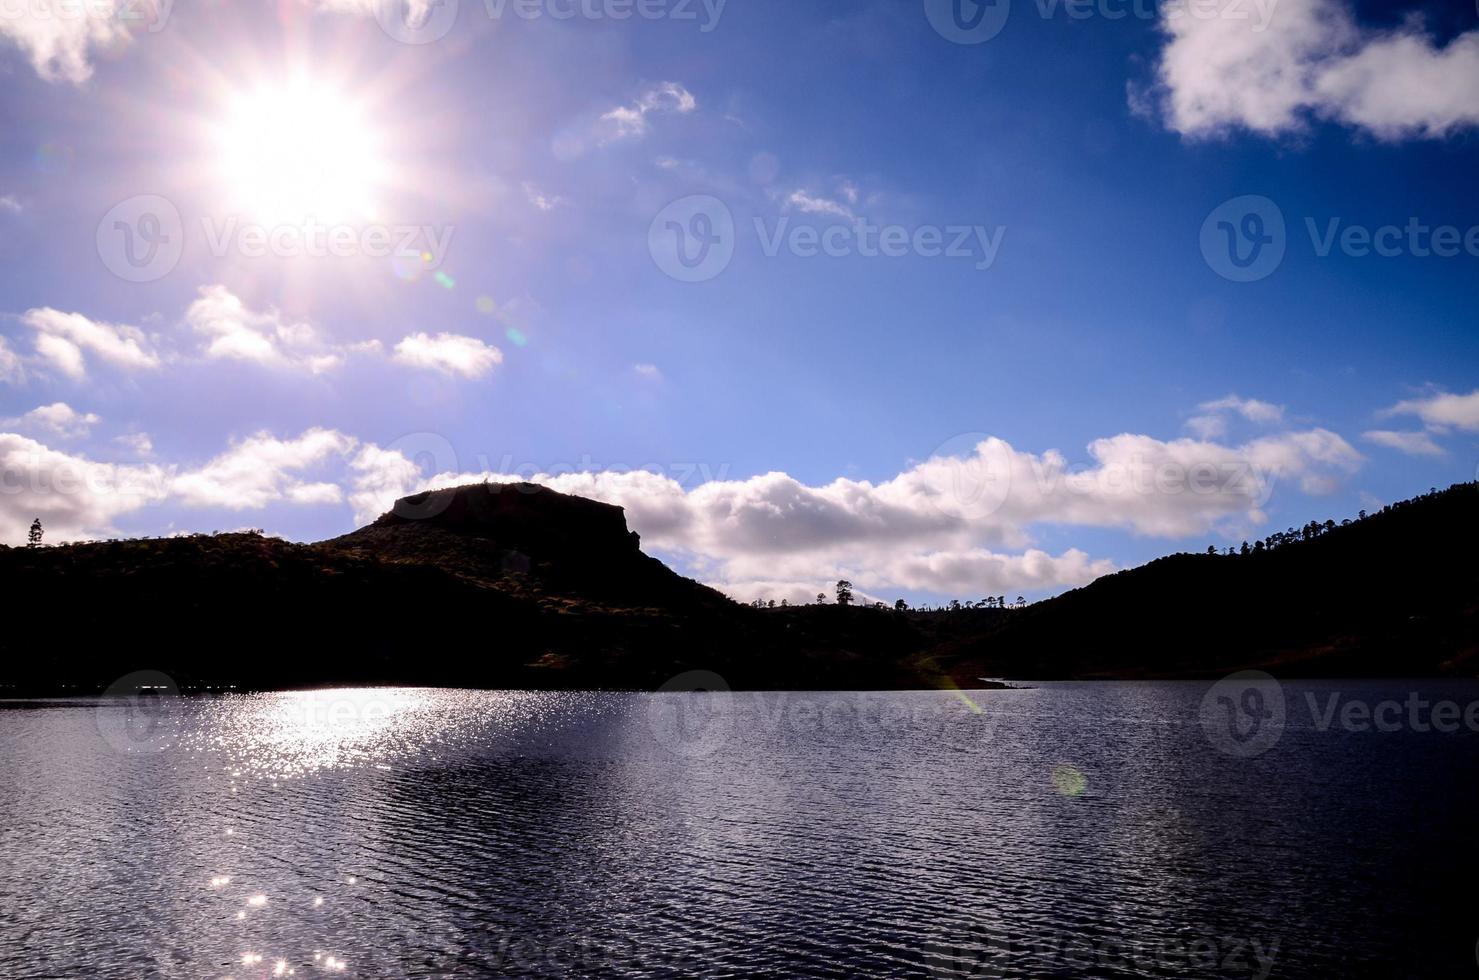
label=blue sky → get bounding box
[1,0,1477,604]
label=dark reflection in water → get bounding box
[2,681,1478,978]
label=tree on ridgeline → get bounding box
[816,593,826,605]
[894,599,907,611]
[27,519,43,548]
[835,580,854,606]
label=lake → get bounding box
[2,679,1477,978]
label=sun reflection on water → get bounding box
[222,688,428,777]
[159,689,610,978]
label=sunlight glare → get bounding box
[215,78,385,226]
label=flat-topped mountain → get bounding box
[361,482,641,556]
[324,482,717,610]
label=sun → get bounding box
[214,77,386,227]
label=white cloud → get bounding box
[785,190,855,220]
[115,432,153,456]
[4,402,100,439]
[717,562,1097,607]
[1186,394,1285,439]
[0,0,134,85]
[1362,429,1446,457]
[11,288,391,383]
[170,428,357,510]
[185,284,360,374]
[24,307,160,379]
[633,363,663,381]
[0,336,24,384]
[392,332,502,378]
[595,82,697,144]
[286,481,344,505]
[347,443,424,525]
[0,433,168,542]
[1145,0,1479,140]
[1185,415,1227,440]
[32,333,85,379]
[1199,394,1285,424]
[717,581,844,607]
[0,195,21,213]
[882,547,1115,598]
[522,182,568,212]
[3,0,406,85]
[1383,388,1479,432]
[1241,428,1364,494]
[0,427,358,543]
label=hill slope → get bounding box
[933,482,1479,681]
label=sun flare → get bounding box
[214,78,386,226]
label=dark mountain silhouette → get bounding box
[0,483,993,693]
[931,482,1479,681]
[1,480,1475,693]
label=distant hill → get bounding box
[1,480,1475,693]
[932,482,1479,681]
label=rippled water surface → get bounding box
[3,681,1479,978]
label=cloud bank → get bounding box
[1383,388,1479,432]
[0,421,1365,598]
[1144,0,1479,140]
[343,426,1362,599]
[6,287,500,382]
